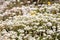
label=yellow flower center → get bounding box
[48,2,51,5]
[30,11,37,16]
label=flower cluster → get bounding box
[0,0,60,40]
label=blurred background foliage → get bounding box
[16,0,59,4]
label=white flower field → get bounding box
[0,0,60,40]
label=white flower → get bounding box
[55,38,58,40]
[20,34,24,37]
[52,26,56,29]
[24,34,30,38]
[6,20,13,26]
[24,26,32,30]
[28,36,36,40]
[57,18,60,20]
[27,1,30,3]
[9,0,16,2]
[17,0,20,2]
[46,22,52,26]
[47,30,54,34]
[12,39,16,40]
[57,29,60,33]
[47,35,52,39]
[18,36,22,40]
[33,2,36,4]
[11,35,16,38]
[3,1,10,5]
[34,26,37,28]
[9,31,17,38]
[1,29,7,34]
[42,38,46,40]
[18,29,24,33]
[12,13,16,16]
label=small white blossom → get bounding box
[46,22,52,26]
